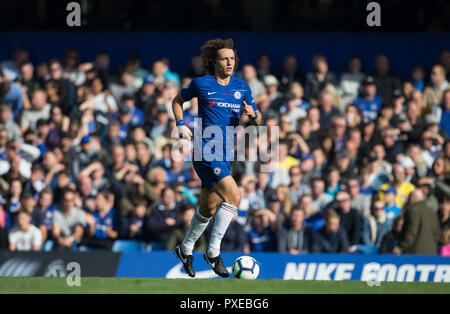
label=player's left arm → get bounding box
[242,85,262,125]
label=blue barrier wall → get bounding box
[1,32,450,78]
[116,251,450,282]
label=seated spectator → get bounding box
[335,190,362,246]
[379,213,404,254]
[288,165,311,204]
[356,198,394,254]
[379,163,415,209]
[36,187,57,233]
[120,199,149,240]
[325,166,341,200]
[339,55,365,108]
[83,189,120,250]
[278,205,313,254]
[145,186,181,244]
[278,55,304,93]
[372,54,401,102]
[47,59,76,116]
[347,177,371,218]
[353,76,383,121]
[423,64,448,109]
[383,186,402,220]
[1,49,29,81]
[8,210,42,251]
[0,104,21,141]
[311,209,350,253]
[304,55,338,103]
[166,203,206,252]
[109,66,138,105]
[19,192,47,243]
[52,188,86,249]
[244,208,277,253]
[440,226,450,257]
[20,89,51,133]
[318,91,341,130]
[299,194,324,232]
[0,70,24,120]
[263,75,283,111]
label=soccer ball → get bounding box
[231,256,259,280]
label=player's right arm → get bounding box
[172,78,199,140]
[172,94,193,140]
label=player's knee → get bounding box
[224,191,241,208]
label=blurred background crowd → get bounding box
[0,46,449,256]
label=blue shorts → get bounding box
[193,160,231,190]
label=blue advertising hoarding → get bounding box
[116,251,450,282]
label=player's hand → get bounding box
[243,100,255,119]
[177,125,192,140]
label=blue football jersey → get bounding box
[354,95,383,121]
[180,75,258,163]
[93,208,120,239]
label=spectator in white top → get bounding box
[20,89,51,133]
[242,63,267,104]
[9,210,42,251]
[339,55,365,108]
[88,77,117,115]
[311,177,333,213]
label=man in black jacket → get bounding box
[335,190,362,246]
[311,209,350,253]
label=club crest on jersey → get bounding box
[234,91,242,100]
[214,167,221,176]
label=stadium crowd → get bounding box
[0,48,449,256]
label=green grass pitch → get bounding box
[0,277,449,294]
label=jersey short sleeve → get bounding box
[180,78,199,101]
[242,82,258,113]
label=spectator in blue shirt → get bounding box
[0,74,24,121]
[83,189,120,250]
[244,208,277,253]
[383,186,401,220]
[120,198,148,240]
[353,76,383,121]
[120,93,144,126]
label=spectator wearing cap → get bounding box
[398,156,416,182]
[347,177,371,218]
[371,55,402,101]
[71,135,99,177]
[423,64,449,109]
[383,186,401,219]
[8,210,42,251]
[304,55,338,103]
[0,69,24,121]
[263,74,283,111]
[311,209,350,253]
[339,55,366,108]
[137,75,157,124]
[118,93,144,126]
[318,91,341,130]
[353,75,383,121]
[278,205,312,254]
[0,104,21,141]
[379,163,415,209]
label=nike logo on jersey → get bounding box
[208,92,217,95]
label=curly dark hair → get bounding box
[201,38,239,75]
